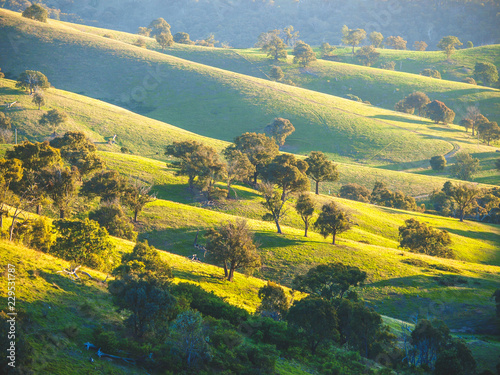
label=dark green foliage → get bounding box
[401,258,430,268]
[89,203,137,241]
[257,281,289,319]
[0,311,34,372]
[305,151,338,195]
[173,32,193,44]
[269,65,284,81]
[450,153,480,181]
[13,217,54,252]
[434,275,467,286]
[314,202,352,244]
[42,165,80,218]
[39,108,68,135]
[6,141,61,171]
[408,319,450,368]
[295,193,315,237]
[223,148,255,199]
[425,100,455,124]
[50,131,105,177]
[171,310,210,368]
[339,183,371,203]
[287,296,339,354]
[293,262,366,300]
[22,4,47,22]
[420,68,442,79]
[204,219,261,281]
[399,218,453,258]
[81,169,128,202]
[355,45,380,67]
[402,91,430,116]
[0,112,11,130]
[259,182,288,234]
[32,90,45,109]
[171,283,249,325]
[370,181,418,211]
[15,70,50,94]
[293,41,316,67]
[493,289,500,318]
[264,117,295,147]
[430,155,446,171]
[385,35,407,50]
[52,218,116,271]
[449,183,481,222]
[477,120,500,146]
[474,62,499,86]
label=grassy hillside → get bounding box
[2,9,496,167]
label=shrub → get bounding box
[420,68,441,79]
[89,203,137,241]
[399,218,454,258]
[339,183,371,203]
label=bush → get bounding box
[401,258,430,268]
[339,183,371,203]
[399,218,454,258]
[14,217,54,252]
[420,68,441,79]
[89,203,137,241]
[430,155,446,171]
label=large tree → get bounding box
[437,36,462,59]
[262,34,288,61]
[403,91,430,116]
[122,179,155,222]
[231,132,279,184]
[39,109,68,135]
[293,262,367,300]
[282,25,299,46]
[156,32,174,49]
[339,183,371,203]
[355,45,380,67]
[173,32,193,45]
[15,70,50,94]
[257,281,290,320]
[222,148,255,199]
[474,62,498,86]
[385,36,407,50]
[341,25,366,54]
[260,181,288,234]
[80,169,128,202]
[368,31,384,48]
[295,193,315,237]
[477,120,500,146]
[264,117,295,148]
[314,201,351,244]
[22,4,47,22]
[449,152,479,181]
[292,41,316,67]
[425,100,455,124]
[305,151,339,195]
[148,18,171,37]
[205,219,261,281]
[448,183,481,222]
[261,154,309,201]
[43,166,80,219]
[398,218,453,258]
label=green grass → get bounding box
[2,9,499,168]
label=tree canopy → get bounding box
[385,35,407,50]
[39,109,68,135]
[368,31,383,48]
[22,4,47,22]
[295,193,315,237]
[314,202,351,244]
[425,100,455,124]
[355,45,380,67]
[304,151,339,195]
[341,25,366,54]
[261,33,288,61]
[399,218,453,258]
[437,36,462,58]
[449,152,479,181]
[15,70,50,94]
[264,117,295,148]
[292,41,316,67]
[474,62,498,86]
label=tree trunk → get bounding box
[223,262,229,278]
[36,204,42,215]
[228,265,235,281]
[0,215,3,230]
[275,219,282,234]
[60,209,65,219]
[9,217,16,241]
[332,233,336,244]
[253,171,258,185]
[134,209,139,222]
[459,209,464,222]
[315,180,319,195]
[304,222,308,237]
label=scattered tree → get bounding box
[262,34,288,61]
[282,25,299,46]
[413,41,428,51]
[314,202,352,244]
[89,203,137,240]
[261,154,309,201]
[449,152,479,181]
[370,181,418,211]
[222,148,255,199]
[269,66,284,81]
[295,193,315,237]
[425,100,455,124]
[420,68,441,79]
[137,27,151,37]
[462,77,476,85]
[437,36,462,59]
[380,61,396,70]
[403,91,430,116]
[430,155,446,171]
[292,41,316,67]
[460,118,474,133]
[398,218,453,258]
[305,151,339,195]
[477,120,500,146]
[368,31,384,48]
[0,112,12,130]
[148,18,171,37]
[448,183,481,221]
[320,42,336,57]
[32,91,45,110]
[339,183,371,203]
[385,36,407,50]
[341,25,366,54]
[474,62,498,86]
[81,169,128,202]
[22,4,47,22]
[0,158,23,230]
[173,32,193,44]
[293,262,367,300]
[156,32,174,49]
[15,70,50,94]
[257,281,290,320]
[259,181,288,234]
[39,109,68,135]
[407,319,450,369]
[43,165,80,219]
[355,45,380,67]
[205,219,261,281]
[264,117,295,148]
[122,179,155,222]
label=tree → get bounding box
[50,131,105,177]
[448,183,481,221]
[171,310,210,368]
[292,41,316,67]
[295,193,315,237]
[122,179,155,222]
[39,109,68,135]
[156,32,174,49]
[380,61,396,70]
[286,296,339,354]
[257,281,289,320]
[339,183,371,203]
[32,91,45,110]
[0,113,12,130]
[260,181,288,234]
[43,166,80,219]
[462,77,476,85]
[437,36,462,59]
[434,339,476,375]
[52,218,116,271]
[450,152,479,181]
[385,36,407,50]
[261,154,309,201]
[341,25,366,54]
[148,18,171,37]
[368,31,383,48]
[264,117,295,148]
[15,70,50,94]
[413,41,428,51]
[205,219,261,281]
[420,68,441,79]
[398,218,453,258]
[269,66,284,81]
[262,34,288,61]
[293,262,367,300]
[477,120,500,146]
[232,132,279,184]
[282,25,299,46]
[305,151,339,195]
[320,42,336,57]
[425,100,455,124]
[460,118,474,133]
[463,106,485,136]
[403,91,430,116]
[430,155,446,171]
[22,4,47,22]
[354,45,380,67]
[0,67,4,78]
[173,32,193,44]
[474,62,498,86]
[222,148,255,199]
[408,319,450,369]
[0,158,23,230]
[314,202,352,244]
[137,27,150,37]
[81,169,128,202]
[370,181,418,211]
[89,203,137,240]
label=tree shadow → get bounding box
[370,114,430,125]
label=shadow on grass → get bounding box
[370,114,430,125]
[253,230,308,248]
